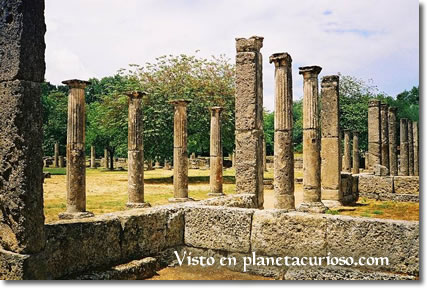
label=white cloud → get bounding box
[45,0,419,110]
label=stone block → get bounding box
[358,174,393,196]
[0,0,46,82]
[393,176,419,195]
[118,207,184,260]
[321,137,341,191]
[251,211,327,257]
[0,80,45,254]
[326,215,419,275]
[374,164,389,176]
[184,207,253,253]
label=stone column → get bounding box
[59,79,93,219]
[263,137,268,172]
[270,53,294,209]
[380,104,389,173]
[104,148,109,169]
[320,75,342,207]
[408,121,414,176]
[0,0,46,255]
[235,36,264,208]
[126,91,150,208]
[208,107,224,196]
[298,66,327,213]
[169,99,192,202]
[59,156,65,168]
[388,107,398,176]
[54,142,60,167]
[343,130,351,172]
[368,99,381,169]
[90,145,96,169]
[399,118,409,176]
[352,131,360,174]
[413,121,419,176]
[231,152,235,168]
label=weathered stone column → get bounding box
[352,131,360,174]
[399,118,409,176]
[235,36,264,208]
[104,148,109,169]
[59,79,93,219]
[263,138,267,172]
[388,107,398,176]
[126,91,150,208]
[231,152,235,168]
[270,53,294,209]
[0,0,46,255]
[59,156,65,168]
[380,104,389,173]
[208,107,224,196]
[54,142,60,167]
[343,129,351,172]
[408,121,414,176]
[169,99,192,202]
[368,99,381,169]
[90,145,96,169]
[320,75,342,207]
[413,121,419,176]
[298,66,327,213]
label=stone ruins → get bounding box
[0,0,419,280]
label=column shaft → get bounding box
[54,142,59,167]
[413,121,419,176]
[368,99,381,168]
[343,130,351,172]
[380,104,389,173]
[209,107,224,195]
[388,107,398,176]
[399,118,409,176]
[104,148,109,169]
[352,132,360,174]
[408,121,414,176]
[90,145,96,168]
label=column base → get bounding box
[58,211,95,220]
[321,200,343,208]
[168,197,194,203]
[297,202,328,214]
[208,193,226,197]
[126,202,151,209]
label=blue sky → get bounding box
[45,0,419,111]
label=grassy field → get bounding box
[43,167,418,223]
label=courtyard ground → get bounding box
[43,167,419,223]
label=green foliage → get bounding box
[263,110,274,155]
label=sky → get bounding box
[45,0,419,111]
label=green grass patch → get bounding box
[43,168,66,175]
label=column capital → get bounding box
[62,79,91,89]
[298,66,322,78]
[209,106,223,112]
[368,99,381,107]
[353,130,359,135]
[380,103,389,109]
[321,75,339,87]
[168,99,192,106]
[269,53,292,67]
[235,36,264,52]
[126,91,147,99]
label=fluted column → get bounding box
[298,66,327,213]
[127,91,150,208]
[59,79,93,219]
[169,99,192,202]
[320,75,342,207]
[352,131,360,174]
[235,36,264,208]
[380,104,389,173]
[270,53,294,209]
[209,107,224,196]
[54,142,59,167]
[343,130,351,172]
[388,107,398,176]
[90,145,96,169]
[408,121,414,176]
[413,121,419,176]
[399,118,409,176]
[368,99,381,169]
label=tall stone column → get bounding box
[263,138,268,172]
[59,79,93,219]
[298,66,327,213]
[126,91,150,208]
[343,130,351,172]
[54,142,60,167]
[380,104,389,173]
[0,0,46,255]
[368,99,381,169]
[59,156,65,168]
[169,99,192,202]
[399,118,409,176]
[408,121,414,176]
[90,145,96,169]
[209,107,224,196]
[352,131,360,174]
[413,121,419,176]
[235,36,264,208]
[270,53,294,209]
[320,75,342,207]
[388,107,398,176]
[104,148,109,169]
